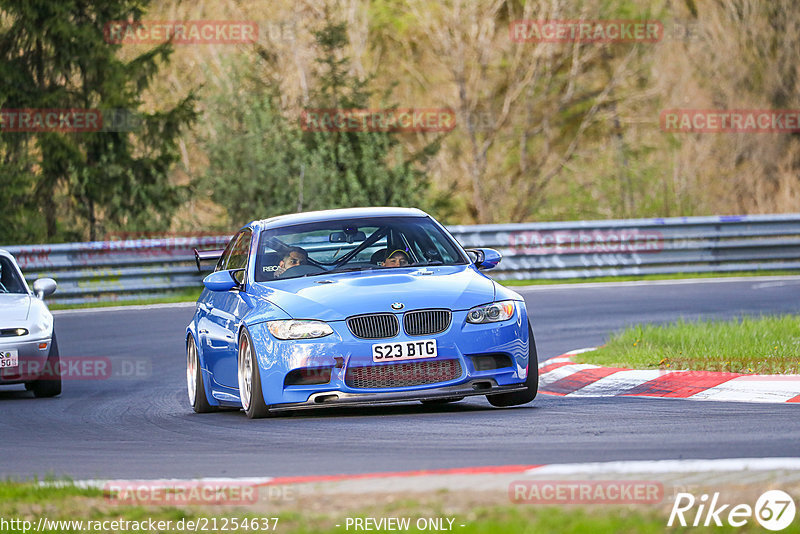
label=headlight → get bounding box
[266,320,333,340]
[466,301,516,324]
[0,328,28,337]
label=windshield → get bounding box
[255,216,467,282]
[0,256,27,294]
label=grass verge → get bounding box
[574,315,800,374]
[48,288,203,311]
[499,270,800,286]
[0,480,754,534]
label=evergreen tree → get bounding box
[0,0,196,243]
[200,61,305,227]
[301,18,437,211]
[199,14,440,226]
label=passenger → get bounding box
[370,249,388,265]
[383,249,410,267]
[275,247,308,277]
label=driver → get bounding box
[383,249,410,268]
[275,247,308,277]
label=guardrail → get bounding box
[3,213,800,305]
[3,235,232,305]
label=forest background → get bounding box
[1,0,798,245]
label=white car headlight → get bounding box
[466,301,516,324]
[266,320,333,340]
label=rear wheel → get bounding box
[487,322,538,407]
[30,334,61,398]
[187,335,215,413]
[238,329,271,419]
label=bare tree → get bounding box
[658,0,800,214]
[404,0,650,222]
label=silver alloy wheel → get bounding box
[238,336,252,411]
[186,337,197,406]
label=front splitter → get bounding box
[269,379,527,412]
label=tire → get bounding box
[238,328,271,419]
[30,333,62,398]
[420,397,465,405]
[487,322,538,407]
[187,335,215,413]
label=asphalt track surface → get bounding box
[1,277,799,480]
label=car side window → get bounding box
[215,229,251,274]
[226,230,252,283]
[419,225,461,263]
[0,257,26,294]
[214,234,239,272]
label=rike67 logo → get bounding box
[669,490,796,531]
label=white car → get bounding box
[0,249,60,397]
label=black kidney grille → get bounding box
[403,309,451,336]
[345,359,462,389]
[347,313,399,339]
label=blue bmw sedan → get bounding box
[186,207,537,418]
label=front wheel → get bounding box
[487,322,538,407]
[30,334,62,398]
[238,329,271,419]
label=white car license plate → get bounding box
[0,350,19,369]
[372,339,437,362]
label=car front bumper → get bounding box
[225,306,532,408]
[0,337,52,384]
[268,379,528,411]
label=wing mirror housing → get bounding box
[203,270,241,292]
[466,248,502,270]
[32,278,57,298]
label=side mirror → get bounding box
[32,278,57,298]
[203,270,239,292]
[467,248,502,270]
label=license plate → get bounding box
[372,339,437,362]
[0,350,19,369]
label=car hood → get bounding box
[0,293,31,323]
[249,266,497,322]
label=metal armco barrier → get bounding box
[3,235,233,305]
[450,213,800,280]
[3,213,800,305]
